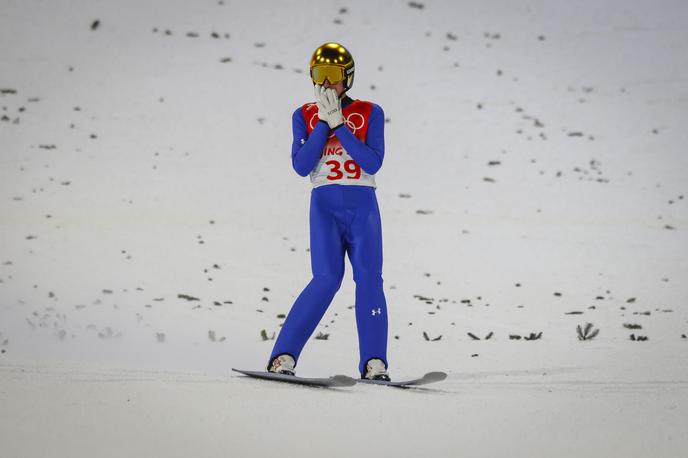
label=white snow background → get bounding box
[1,0,687,457]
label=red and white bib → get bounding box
[301,100,377,189]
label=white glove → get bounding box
[314,84,344,129]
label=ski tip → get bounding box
[425,371,448,381]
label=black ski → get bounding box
[232,368,357,388]
[357,371,447,387]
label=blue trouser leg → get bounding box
[269,187,345,368]
[269,185,388,376]
[344,187,388,376]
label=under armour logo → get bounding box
[300,138,305,145]
[371,307,382,316]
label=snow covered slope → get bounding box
[1,0,687,456]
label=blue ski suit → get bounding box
[269,95,388,377]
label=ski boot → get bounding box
[268,354,296,376]
[363,358,391,381]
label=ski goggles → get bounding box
[310,65,352,85]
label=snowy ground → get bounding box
[2,349,687,458]
[1,0,687,457]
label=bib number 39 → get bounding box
[325,160,362,180]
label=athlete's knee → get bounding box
[353,271,383,287]
[311,272,344,292]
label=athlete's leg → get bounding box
[269,187,346,369]
[344,187,388,377]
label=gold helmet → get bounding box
[309,42,355,91]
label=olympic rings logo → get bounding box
[306,104,366,137]
[345,113,365,133]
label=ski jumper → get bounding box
[269,96,388,377]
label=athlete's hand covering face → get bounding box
[314,84,344,129]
